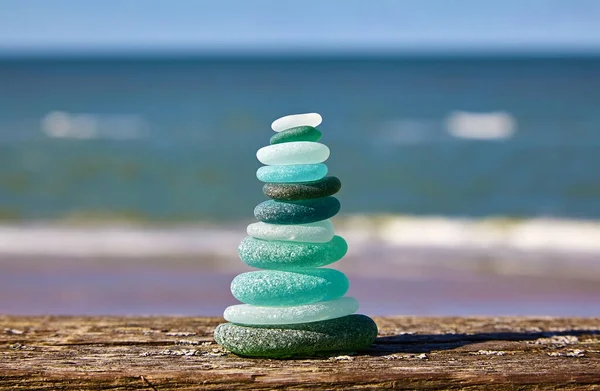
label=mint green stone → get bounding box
[230,268,349,306]
[238,235,348,270]
[256,164,327,183]
[270,126,322,145]
[257,142,330,166]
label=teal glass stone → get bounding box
[214,314,378,358]
[231,268,349,306]
[254,197,340,225]
[223,297,358,325]
[270,126,322,145]
[256,164,327,183]
[238,235,348,270]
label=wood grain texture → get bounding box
[1,316,599,390]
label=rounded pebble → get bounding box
[238,235,348,269]
[270,126,322,145]
[247,220,334,243]
[230,268,349,306]
[254,197,340,225]
[272,113,322,132]
[256,164,327,183]
[223,297,358,325]
[263,176,341,201]
[257,142,330,166]
[214,314,378,357]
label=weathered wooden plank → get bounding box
[1,316,599,390]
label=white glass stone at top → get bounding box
[256,142,330,166]
[247,220,335,243]
[223,297,359,325]
[271,113,322,132]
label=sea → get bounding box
[0,54,599,317]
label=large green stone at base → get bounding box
[214,314,378,358]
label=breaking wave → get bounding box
[1,215,599,280]
[445,111,516,140]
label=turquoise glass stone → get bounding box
[214,314,378,358]
[223,297,359,325]
[238,235,348,270]
[254,197,340,225]
[270,126,322,145]
[256,164,327,183]
[231,268,349,306]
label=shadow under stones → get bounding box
[362,329,600,357]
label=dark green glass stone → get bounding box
[254,197,340,225]
[214,314,378,358]
[263,176,341,201]
[269,126,322,145]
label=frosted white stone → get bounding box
[271,113,322,132]
[223,297,359,325]
[256,142,330,165]
[247,220,334,243]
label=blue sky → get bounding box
[1,0,599,54]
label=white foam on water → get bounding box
[41,111,145,140]
[446,111,516,140]
[342,215,600,254]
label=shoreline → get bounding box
[1,255,599,317]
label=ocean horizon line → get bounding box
[2,48,600,61]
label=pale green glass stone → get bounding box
[231,268,349,306]
[246,220,334,243]
[238,235,348,270]
[256,142,330,166]
[223,297,359,325]
[256,164,327,183]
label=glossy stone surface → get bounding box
[223,297,358,325]
[270,126,322,145]
[272,113,322,132]
[256,164,327,183]
[263,176,341,201]
[230,268,349,306]
[238,235,347,269]
[254,197,340,225]
[214,314,378,357]
[257,142,330,166]
[247,220,334,243]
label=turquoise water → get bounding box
[0,55,599,222]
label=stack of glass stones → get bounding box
[214,113,378,357]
